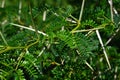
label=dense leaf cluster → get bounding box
[0,0,120,80]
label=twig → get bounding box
[105,28,120,46]
[108,0,113,22]
[76,50,94,71]
[18,0,22,21]
[1,0,5,8]
[37,47,45,58]
[71,0,85,32]
[79,0,85,22]
[114,66,118,80]
[84,60,94,71]
[105,9,120,46]
[96,30,111,69]
[107,0,119,46]
[72,27,104,33]
[66,17,77,24]
[43,11,47,21]
[69,15,78,22]
[85,31,93,36]
[10,23,48,36]
[113,8,119,16]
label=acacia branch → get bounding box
[10,23,48,36]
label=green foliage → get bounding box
[0,0,120,80]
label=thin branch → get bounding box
[105,28,120,46]
[85,31,93,36]
[10,23,48,36]
[1,0,5,8]
[43,11,47,21]
[71,0,85,32]
[107,0,120,45]
[69,15,78,22]
[79,0,85,22]
[96,30,111,69]
[76,50,94,71]
[113,7,119,16]
[37,47,45,58]
[114,66,118,80]
[84,60,94,71]
[72,27,104,33]
[66,17,77,24]
[108,0,113,22]
[18,0,22,21]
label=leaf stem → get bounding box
[0,46,25,54]
[0,31,8,46]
